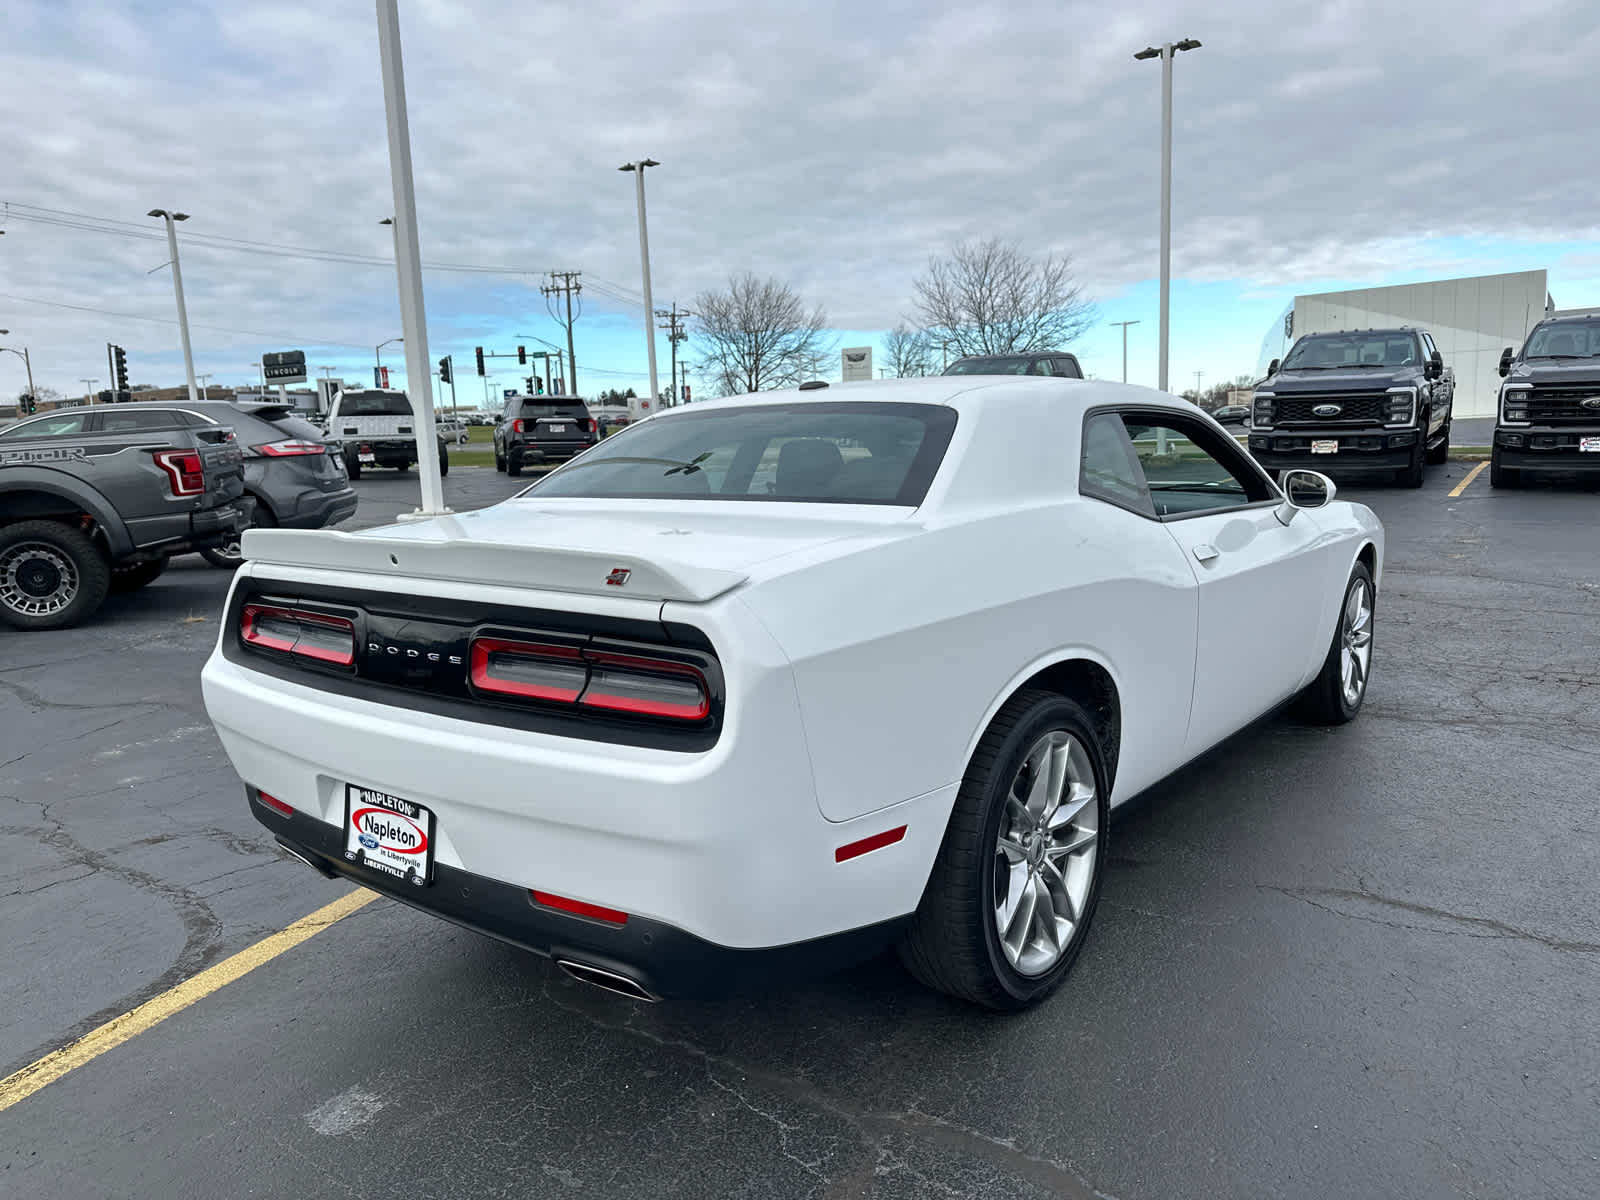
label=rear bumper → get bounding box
[125,498,251,557]
[252,790,907,1001]
[1248,428,1419,472]
[511,439,596,463]
[1494,428,1600,474]
[277,486,359,530]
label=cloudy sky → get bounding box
[4,0,1599,407]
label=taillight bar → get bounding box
[470,635,711,721]
[241,604,356,667]
[257,439,328,457]
[151,448,205,497]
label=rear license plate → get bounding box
[547,423,568,433]
[344,785,434,886]
[1581,437,1600,453]
[358,452,376,464]
[1311,439,1338,454]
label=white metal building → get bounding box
[1264,271,1554,419]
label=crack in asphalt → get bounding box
[538,978,1110,1200]
[0,675,171,714]
[1264,885,1600,954]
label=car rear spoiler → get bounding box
[240,527,748,603]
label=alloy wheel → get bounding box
[0,542,79,617]
[1340,578,1373,707]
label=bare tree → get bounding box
[912,238,1095,358]
[882,323,934,377]
[693,273,831,396]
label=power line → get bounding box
[0,292,373,350]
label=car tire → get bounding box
[345,453,362,481]
[1489,448,1519,489]
[1426,419,1451,465]
[495,448,506,472]
[108,557,168,593]
[1296,561,1375,725]
[507,456,522,478]
[200,501,275,569]
[439,445,450,477]
[0,519,112,631]
[1398,440,1425,488]
[898,689,1109,1011]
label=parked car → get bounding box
[1212,404,1251,424]
[943,352,1084,380]
[324,388,451,480]
[72,399,359,569]
[1491,313,1600,487]
[201,376,1382,1010]
[1247,326,1454,487]
[0,406,247,629]
[492,393,599,475]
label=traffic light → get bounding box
[518,345,527,364]
[21,393,37,415]
[438,356,452,384]
[535,376,545,395]
[112,344,129,391]
[98,390,114,404]
[475,347,485,376]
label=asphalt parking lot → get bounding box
[3,461,1597,1199]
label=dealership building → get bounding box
[1259,270,1558,419]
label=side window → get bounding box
[98,410,185,434]
[1121,416,1271,518]
[1079,413,1155,517]
[0,413,90,441]
[1053,357,1081,378]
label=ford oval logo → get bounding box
[1582,396,1600,411]
[1312,404,1343,417]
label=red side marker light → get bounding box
[258,791,294,817]
[835,825,907,863]
[532,890,629,926]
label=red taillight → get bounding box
[152,448,205,497]
[257,439,327,457]
[241,604,355,666]
[531,890,629,926]
[470,638,586,702]
[512,418,524,433]
[579,418,595,433]
[258,790,294,817]
[581,651,710,720]
[468,636,710,721]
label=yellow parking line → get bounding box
[0,888,376,1114]
[1448,460,1489,498]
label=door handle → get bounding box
[1192,544,1219,563]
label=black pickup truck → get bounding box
[1491,313,1600,488]
[1247,327,1454,488]
[0,409,248,630]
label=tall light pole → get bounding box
[148,209,200,404]
[0,333,37,404]
[81,378,98,405]
[619,159,661,406]
[252,361,264,395]
[196,372,211,399]
[1134,38,1200,394]
[376,336,403,379]
[1110,319,1141,383]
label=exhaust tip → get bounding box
[556,959,657,1003]
[274,839,338,879]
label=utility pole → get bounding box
[1194,369,1204,395]
[656,301,690,406]
[679,360,689,404]
[1110,319,1141,383]
[541,271,582,395]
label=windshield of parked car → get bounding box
[1523,319,1600,358]
[525,402,957,505]
[338,392,412,416]
[1281,333,1420,370]
[944,356,1044,376]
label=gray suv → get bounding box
[493,394,599,476]
[95,400,358,566]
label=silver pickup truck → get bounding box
[0,409,249,630]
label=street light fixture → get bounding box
[1110,319,1141,383]
[1134,38,1201,393]
[376,336,403,377]
[619,159,661,405]
[0,333,37,404]
[147,208,200,404]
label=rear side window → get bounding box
[338,392,412,417]
[97,410,189,433]
[253,411,327,441]
[527,402,958,506]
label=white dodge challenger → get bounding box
[201,376,1383,1010]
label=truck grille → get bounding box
[1273,395,1387,426]
[1527,385,1600,424]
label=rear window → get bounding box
[338,392,413,417]
[257,412,328,441]
[517,399,589,419]
[526,402,957,506]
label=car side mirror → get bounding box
[1498,347,1513,378]
[1267,358,1280,376]
[1275,468,1337,525]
